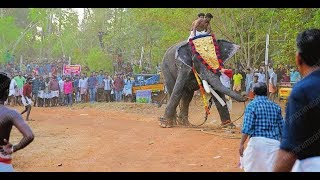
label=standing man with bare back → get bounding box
[188,13,213,40]
[0,72,34,172]
[188,13,205,40]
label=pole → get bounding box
[140,46,144,69]
[20,55,23,72]
[265,34,269,91]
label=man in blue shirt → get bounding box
[274,29,320,172]
[290,67,301,83]
[239,82,284,172]
[87,72,97,103]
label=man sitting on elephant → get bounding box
[188,13,213,40]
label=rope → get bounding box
[212,23,233,41]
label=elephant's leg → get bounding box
[178,89,194,126]
[161,69,189,128]
[211,90,235,128]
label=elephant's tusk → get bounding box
[202,80,211,94]
[209,87,226,107]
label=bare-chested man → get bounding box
[188,13,213,40]
[0,72,34,172]
[190,13,205,33]
[21,78,33,121]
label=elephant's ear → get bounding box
[175,40,189,60]
[217,39,240,64]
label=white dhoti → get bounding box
[188,30,209,40]
[9,89,16,97]
[292,156,320,172]
[80,88,87,95]
[241,137,280,172]
[38,90,44,99]
[16,88,23,96]
[22,96,33,106]
[43,92,52,99]
[51,90,59,98]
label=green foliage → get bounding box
[2,8,320,70]
[86,48,113,73]
[0,16,22,64]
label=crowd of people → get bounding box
[5,70,138,109]
[226,64,302,102]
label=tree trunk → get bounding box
[0,8,3,18]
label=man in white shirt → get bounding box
[79,74,88,103]
[103,74,113,102]
[256,68,266,83]
[58,76,65,106]
[269,70,278,102]
[8,74,17,106]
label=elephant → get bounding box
[159,38,247,128]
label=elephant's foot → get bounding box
[159,117,173,128]
[178,115,190,126]
[220,120,236,129]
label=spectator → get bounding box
[239,83,284,172]
[58,76,65,106]
[8,73,17,106]
[290,67,301,83]
[113,75,124,102]
[232,70,243,93]
[87,72,97,103]
[31,74,40,107]
[14,72,26,106]
[63,77,73,107]
[79,73,88,103]
[73,75,80,103]
[246,75,259,100]
[49,75,60,107]
[274,29,320,172]
[245,68,254,97]
[269,68,277,102]
[96,70,105,102]
[103,73,113,103]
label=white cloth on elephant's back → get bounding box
[22,96,32,106]
[241,137,280,172]
[188,30,209,40]
[291,157,320,172]
[51,90,59,98]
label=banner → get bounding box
[136,90,152,103]
[63,64,81,75]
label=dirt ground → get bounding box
[9,98,286,172]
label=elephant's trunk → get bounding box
[202,71,246,102]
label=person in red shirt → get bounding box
[21,78,33,121]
